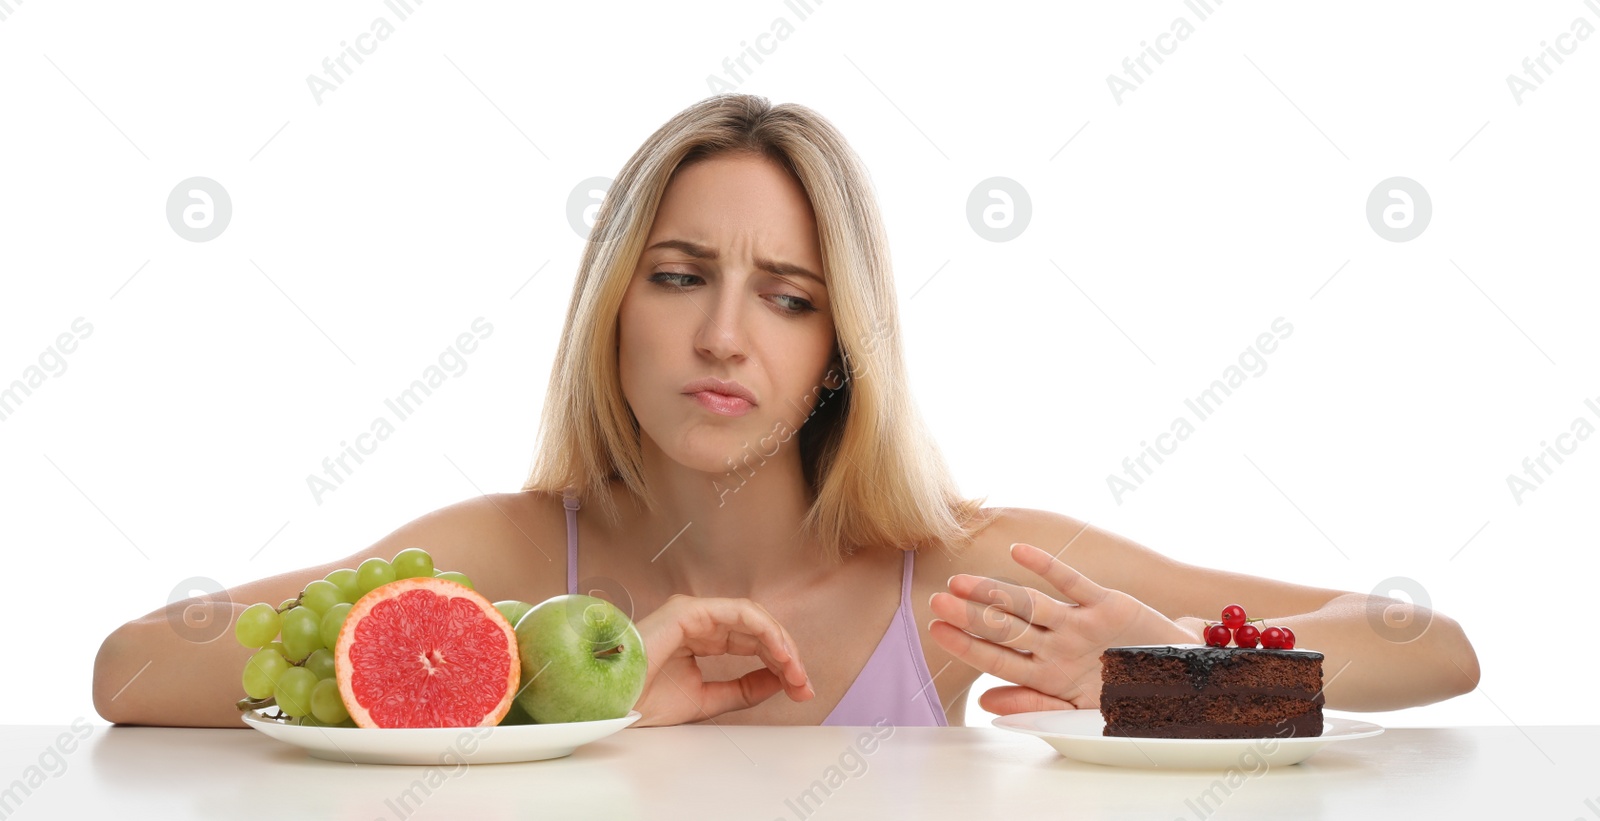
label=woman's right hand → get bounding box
[631,594,814,727]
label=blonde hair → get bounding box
[523,93,993,563]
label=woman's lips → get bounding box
[688,391,754,417]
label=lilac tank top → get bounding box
[562,491,948,727]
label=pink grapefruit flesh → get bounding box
[334,577,520,728]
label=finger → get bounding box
[927,618,1039,687]
[681,598,810,692]
[678,598,787,665]
[978,685,1079,716]
[721,600,809,693]
[945,575,1068,637]
[698,667,787,717]
[929,590,1040,651]
[1008,543,1109,607]
[749,601,805,676]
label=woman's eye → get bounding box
[649,271,816,315]
[648,272,701,289]
[771,295,816,314]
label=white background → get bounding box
[2,1,1595,731]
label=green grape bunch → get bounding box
[232,548,474,726]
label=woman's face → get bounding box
[618,152,836,476]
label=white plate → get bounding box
[242,709,641,765]
[993,709,1383,769]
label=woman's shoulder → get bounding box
[404,490,574,601]
[420,489,569,541]
[946,504,1076,550]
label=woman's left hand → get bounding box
[929,542,1202,715]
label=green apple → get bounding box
[514,594,646,724]
[494,600,534,630]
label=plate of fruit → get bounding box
[241,709,643,766]
[233,549,649,765]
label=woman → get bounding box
[93,93,1479,729]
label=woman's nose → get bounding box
[693,285,749,362]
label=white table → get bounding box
[2,719,1593,819]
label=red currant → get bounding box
[1221,604,1246,630]
[1204,624,1232,647]
[1234,624,1261,648]
[1281,627,1296,650]
[1260,626,1286,649]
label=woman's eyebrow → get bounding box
[646,238,825,287]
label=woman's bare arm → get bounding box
[951,507,1481,712]
[92,492,561,728]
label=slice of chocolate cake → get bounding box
[1100,644,1324,739]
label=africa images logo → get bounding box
[1503,0,1598,105]
[1104,0,1223,105]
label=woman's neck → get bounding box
[618,438,832,600]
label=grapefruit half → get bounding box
[334,577,520,728]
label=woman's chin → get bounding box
[642,422,784,478]
[682,449,748,477]
[647,435,748,477]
